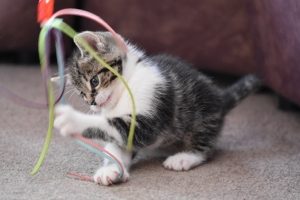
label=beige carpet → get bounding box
[0,65,299,200]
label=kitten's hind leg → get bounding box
[163,151,206,171]
[94,143,131,186]
[163,114,223,171]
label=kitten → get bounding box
[53,31,261,186]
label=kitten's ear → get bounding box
[51,74,72,86]
[73,31,103,57]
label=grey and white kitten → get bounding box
[54,31,261,185]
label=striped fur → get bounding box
[54,31,261,185]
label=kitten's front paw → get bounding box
[54,105,85,137]
[93,165,129,186]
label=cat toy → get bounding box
[33,0,137,182]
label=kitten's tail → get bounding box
[222,74,262,114]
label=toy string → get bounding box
[49,9,136,151]
[0,72,65,109]
[73,134,124,180]
[32,25,125,180]
[49,8,128,52]
[31,16,136,175]
[31,24,56,175]
[0,29,66,110]
[66,171,94,182]
[53,29,66,104]
[0,85,56,109]
[0,28,66,110]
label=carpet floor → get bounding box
[0,65,299,200]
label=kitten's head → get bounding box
[68,31,127,111]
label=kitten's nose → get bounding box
[91,100,97,106]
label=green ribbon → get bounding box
[31,19,136,175]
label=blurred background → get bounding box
[0,0,300,109]
[1,1,300,199]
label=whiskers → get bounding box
[63,86,80,103]
[57,85,97,115]
[64,88,76,97]
[67,90,78,102]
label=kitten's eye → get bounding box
[90,76,99,88]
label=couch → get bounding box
[0,0,299,106]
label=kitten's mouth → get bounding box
[98,93,112,107]
[90,93,113,112]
